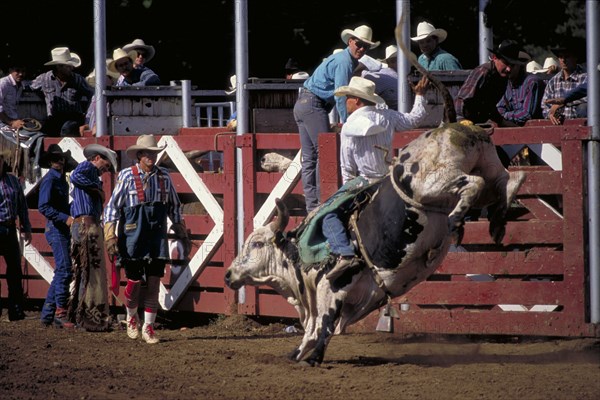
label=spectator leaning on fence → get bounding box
[109,48,160,87]
[29,47,94,137]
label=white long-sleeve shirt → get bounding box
[340,95,426,184]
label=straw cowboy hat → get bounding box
[488,39,527,65]
[39,144,77,172]
[126,134,165,159]
[86,59,121,86]
[107,48,137,73]
[44,47,82,67]
[341,25,380,49]
[83,144,118,172]
[526,60,543,73]
[540,57,560,73]
[380,45,398,61]
[411,22,448,43]
[334,76,384,105]
[122,39,156,63]
[225,75,237,95]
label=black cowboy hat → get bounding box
[550,37,586,59]
[488,39,527,65]
[40,144,77,172]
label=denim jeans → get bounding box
[322,213,355,257]
[0,225,25,313]
[41,225,72,324]
[294,90,331,212]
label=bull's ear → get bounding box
[269,198,289,234]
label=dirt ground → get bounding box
[1,311,599,400]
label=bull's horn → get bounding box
[269,198,289,233]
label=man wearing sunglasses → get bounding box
[294,24,379,213]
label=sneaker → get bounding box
[142,325,160,344]
[127,314,140,339]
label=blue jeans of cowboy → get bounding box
[41,225,73,324]
[293,89,332,213]
[322,212,355,257]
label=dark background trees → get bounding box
[1,0,586,89]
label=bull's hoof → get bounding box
[297,360,320,367]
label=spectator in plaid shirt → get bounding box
[541,38,587,125]
[455,40,527,126]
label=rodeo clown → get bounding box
[103,134,191,344]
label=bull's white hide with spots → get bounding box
[225,122,525,366]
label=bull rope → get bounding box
[388,168,453,215]
[349,213,394,305]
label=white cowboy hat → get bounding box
[538,57,560,73]
[225,75,237,95]
[44,47,82,67]
[334,76,384,105]
[380,45,398,61]
[341,25,380,49]
[126,134,165,159]
[291,71,309,80]
[83,144,118,172]
[410,22,448,43]
[86,59,121,86]
[526,60,543,73]
[122,38,156,63]
[107,48,137,73]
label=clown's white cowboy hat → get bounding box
[334,76,384,105]
[341,25,380,49]
[83,144,118,173]
[86,59,121,86]
[44,47,82,67]
[126,134,165,159]
[122,39,156,63]
[410,22,448,43]
[225,75,237,95]
[107,48,137,73]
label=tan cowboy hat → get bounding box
[341,25,380,49]
[83,144,118,172]
[126,134,165,159]
[122,38,156,63]
[44,47,82,67]
[107,48,137,73]
[410,22,448,43]
[86,59,121,86]
[225,75,237,95]
[334,76,384,105]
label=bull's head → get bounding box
[224,198,289,290]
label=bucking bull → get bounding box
[224,21,526,366]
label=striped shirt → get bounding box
[103,164,182,224]
[497,73,545,125]
[541,65,587,119]
[0,74,23,124]
[0,172,32,232]
[69,161,104,220]
[340,96,427,184]
[29,70,93,117]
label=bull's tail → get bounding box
[394,15,457,124]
